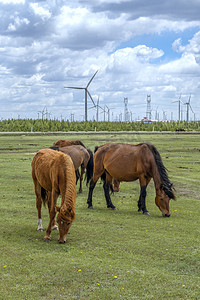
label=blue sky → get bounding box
[117,27,200,62]
[0,0,200,121]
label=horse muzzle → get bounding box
[59,239,66,244]
[163,213,171,217]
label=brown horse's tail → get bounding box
[146,143,175,200]
[85,148,94,185]
[41,187,48,207]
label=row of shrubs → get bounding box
[0,118,200,132]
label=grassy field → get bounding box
[0,132,199,299]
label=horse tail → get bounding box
[85,148,94,185]
[94,146,99,153]
[145,143,175,199]
[41,187,48,207]
[77,140,86,148]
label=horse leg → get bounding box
[34,180,44,232]
[87,179,97,209]
[103,180,116,210]
[76,169,80,185]
[79,165,84,193]
[138,177,151,215]
[47,192,58,230]
[44,190,59,241]
[138,186,150,215]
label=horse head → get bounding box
[56,206,75,243]
[155,185,176,217]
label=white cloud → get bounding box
[30,3,51,20]
[0,0,25,4]
[0,1,200,120]
[7,16,29,32]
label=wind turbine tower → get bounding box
[185,94,194,122]
[124,97,129,122]
[173,94,182,121]
[64,70,98,121]
[146,95,152,120]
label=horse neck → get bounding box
[60,159,76,214]
[151,160,163,191]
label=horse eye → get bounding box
[67,222,71,226]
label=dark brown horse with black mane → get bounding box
[87,142,175,217]
[51,145,93,193]
[32,148,76,243]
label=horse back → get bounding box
[32,149,75,192]
[94,143,154,181]
[53,139,86,148]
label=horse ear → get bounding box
[56,206,61,212]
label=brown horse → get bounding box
[51,145,94,193]
[87,142,175,217]
[32,148,76,243]
[53,139,86,148]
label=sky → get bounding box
[0,0,200,122]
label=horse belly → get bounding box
[106,164,138,182]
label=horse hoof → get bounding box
[108,206,117,210]
[143,211,150,215]
[138,209,142,213]
[52,225,58,230]
[88,205,94,209]
[37,228,43,232]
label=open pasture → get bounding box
[0,132,199,299]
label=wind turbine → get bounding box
[64,70,98,121]
[173,93,183,121]
[88,95,104,121]
[184,94,194,122]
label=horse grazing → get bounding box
[32,148,76,243]
[51,145,93,193]
[53,139,86,148]
[87,142,175,217]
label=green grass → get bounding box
[0,133,199,299]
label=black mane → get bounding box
[146,143,175,199]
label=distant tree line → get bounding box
[0,118,200,132]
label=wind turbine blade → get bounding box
[87,90,96,106]
[98,105,104,111]
[88,106,96,110]
[64,86,84,90]
[189,104,194,114]
[86,70,98,88]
